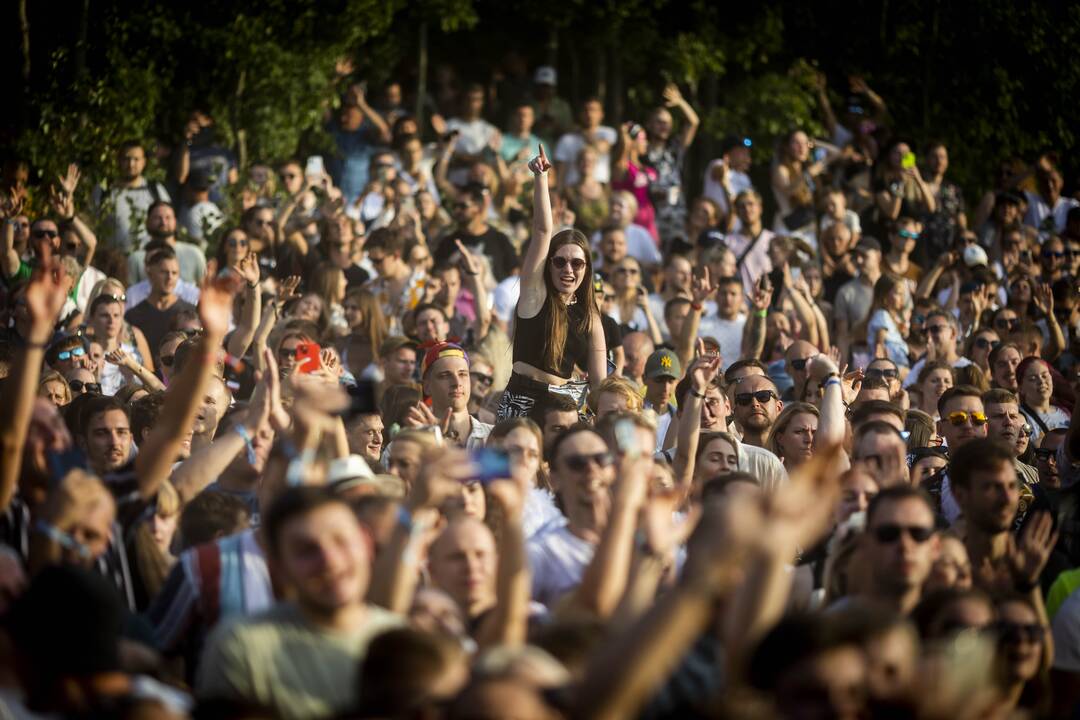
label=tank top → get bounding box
[513,298,591,379]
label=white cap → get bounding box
[533,66,557,86]
[326,455,374,490]
[963,245,989,268]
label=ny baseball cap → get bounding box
[645,348,681,381]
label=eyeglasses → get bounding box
[68,379,102,394]
[866,367,899,380]
[995,621,1045,645]
[159,354,175,367]
[57,347,87,361]
[562,451,615,472]
[872,523,934,544]
[33,229,59,239]
[470,372,494,386]
[551,257,586,272]
[734,390,778,406]
[945,410,988,427]
[790,357,813,371]
[227,237,249,248]
[974,337,1000,351]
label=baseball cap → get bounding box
[534,66,557,86]
[855,237,882,254]
[644,348,681,381]
[421,342,469,378]
[963,245,989,268]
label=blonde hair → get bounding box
[588,376,645,415]
[39,370,72,405]
[765,402,820,463]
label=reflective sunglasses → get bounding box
[974,337,1000,351]
[898,229,920,240]
[1020,423,1034,437]
[562,451,614,472]
[551,256,586,272]
[872,523,934,544]
[57,347,87,361]
[945,410,988,427]
[68,379,102,394]
[734,390,778,406]
[866,367,899,380]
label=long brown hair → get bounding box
[344,288,388,356]
[541,229,597,373]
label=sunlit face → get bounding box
[294,294,323,323]
[986,401,1022,448]
[926,536,972,592]
[224,230,250,266]
[735,194,762,226]
[148,258,180,296]
[954,460,1019,535]
[911,454,947,487]
[415,308,449,344]
[992,347,1022,390]
[1021,361,1053,404]
[273,503,370,615]
[496,427,542,485]
[937,395,987,449]
[787,132,810,162]
[612,259,641,292]
[119,146,146,180]
[423,356,471,413]
[922,368,953,403]
[776,412,817,467]
[428,519,497,617]
[696,436,739,480]
[84,408,132,475]
[39,380,70,407]
[690,200,717,229]
[997,601,1044,684]
[715,281,744,320]
[469,362,495,401]
[970,331,1000,369]
[150,509,179,553]
[865,497,939,593]
[837,471,878,524]
[550,431,616,531]
[279,163,304,194]
[548,243,587,296]
[600,230,627,263]
[92,300,124,340]
[384,347,417,384]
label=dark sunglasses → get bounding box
[57,347,87,361]
[551,256,586,272]
[562,451,614,472]
[1042,250,1065,260]
[866,367,899,380]
[995,621,1045,645]
[945,410,988,427]
[995,318,1020,331]
[790,357,813,371]
[1020,423,1034,437]
[926,324,950,335]
[872,523,934,544]
[974,337,1000,351]
[68,379,102,394]
[33,229,59,239]
[735,390,778,406]
[159,354,175,367]
[1035,448,1057,461]
[227,237,249,248]
[470,372,494,386]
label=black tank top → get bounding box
[513,298,590,379]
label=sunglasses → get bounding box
[974,337,1000,351]
[1035,448,1057,461]
[866,367,899,380]
[227,237,249,248]
[160,354,175,367]
[57,347,87,361]
[926,324,950,335]
[734,390,778,406]
[872,523,934,544]
[1042,250,1065,260]
[898,229,920,240]
[995,621,1045,645]
[470,372,494,386]
[790,358,813,371]
[68,379,102,394]
[33,229,59,239]
[1020,423,1034,437]
[551,256,586,272]
[945,410,988,427]
[995,318,1020,331]
[562,451,615,472]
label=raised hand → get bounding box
[0,187,26,220]
[1007,510,1058,589]
[261,348,292,432]
[198,274,242,339]
[662,83,684,107]
[762,444,846,554]
[319,347,342,378]
[1033,282,1054,317]
[278,275,302,303]
[689,353,721,392]
[57,163,80,197]
[234,251,261,287]
[405,401,452,436]
[24,246,68,341]
[528,144,551,175]
[408,446,471,512]
[691,267,714,305]
[105,347,135,369]
[334,56,356,78]
[748,275,772,312]
[455,239,481,278]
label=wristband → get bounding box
[235,425,258,467]
[34,520,91,559]
[823,378,842,389]
[397,505,413,531]
[689,388,707,399]
[285,448,317,486]
[754,309,768,318]
[690,301,703,312]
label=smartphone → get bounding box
[295,342,322,374]
[614,418,641,460]
[467,448,511,484]
[304,155,326,182]
[901,151,916,169]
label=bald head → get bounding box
[622,332,655,382]
[784,340,818,388]
[428,517,498,618]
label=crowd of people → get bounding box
[0,59,1079,719]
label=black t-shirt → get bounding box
[434,226,519,281]
[125,298,198,363]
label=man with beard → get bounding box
[127,202,206,284]
[731,374,783,448]
[92,140,171,251]
[951,438,1056,598]
[859,485,940,615]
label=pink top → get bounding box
[613,162,659,242]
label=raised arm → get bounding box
[134,275,239,501]
[105,348,165,393]
[521,146,554,287]
[672,353,721,492]
[663,84,700,149]
[475,478,530,649]
[741,277,771,361]
[813,71,838,139]
[0,189,25,279]
[674,270,712,369]
[226,252,262,359]
[809,355,846,449]
[456,241,491,343]
[349,84,391,145]
[0,249,67,510]
[52,165,98,269]
[1034,283,1066,362]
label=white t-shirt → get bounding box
[527,523,595,608]
[523,488,563,540]
[447,117,498,156]
[737,441,789,494]
[702,161,752,224]
[1023,191,1079,239]
[554,127,618,186]
[698,314,747,370]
